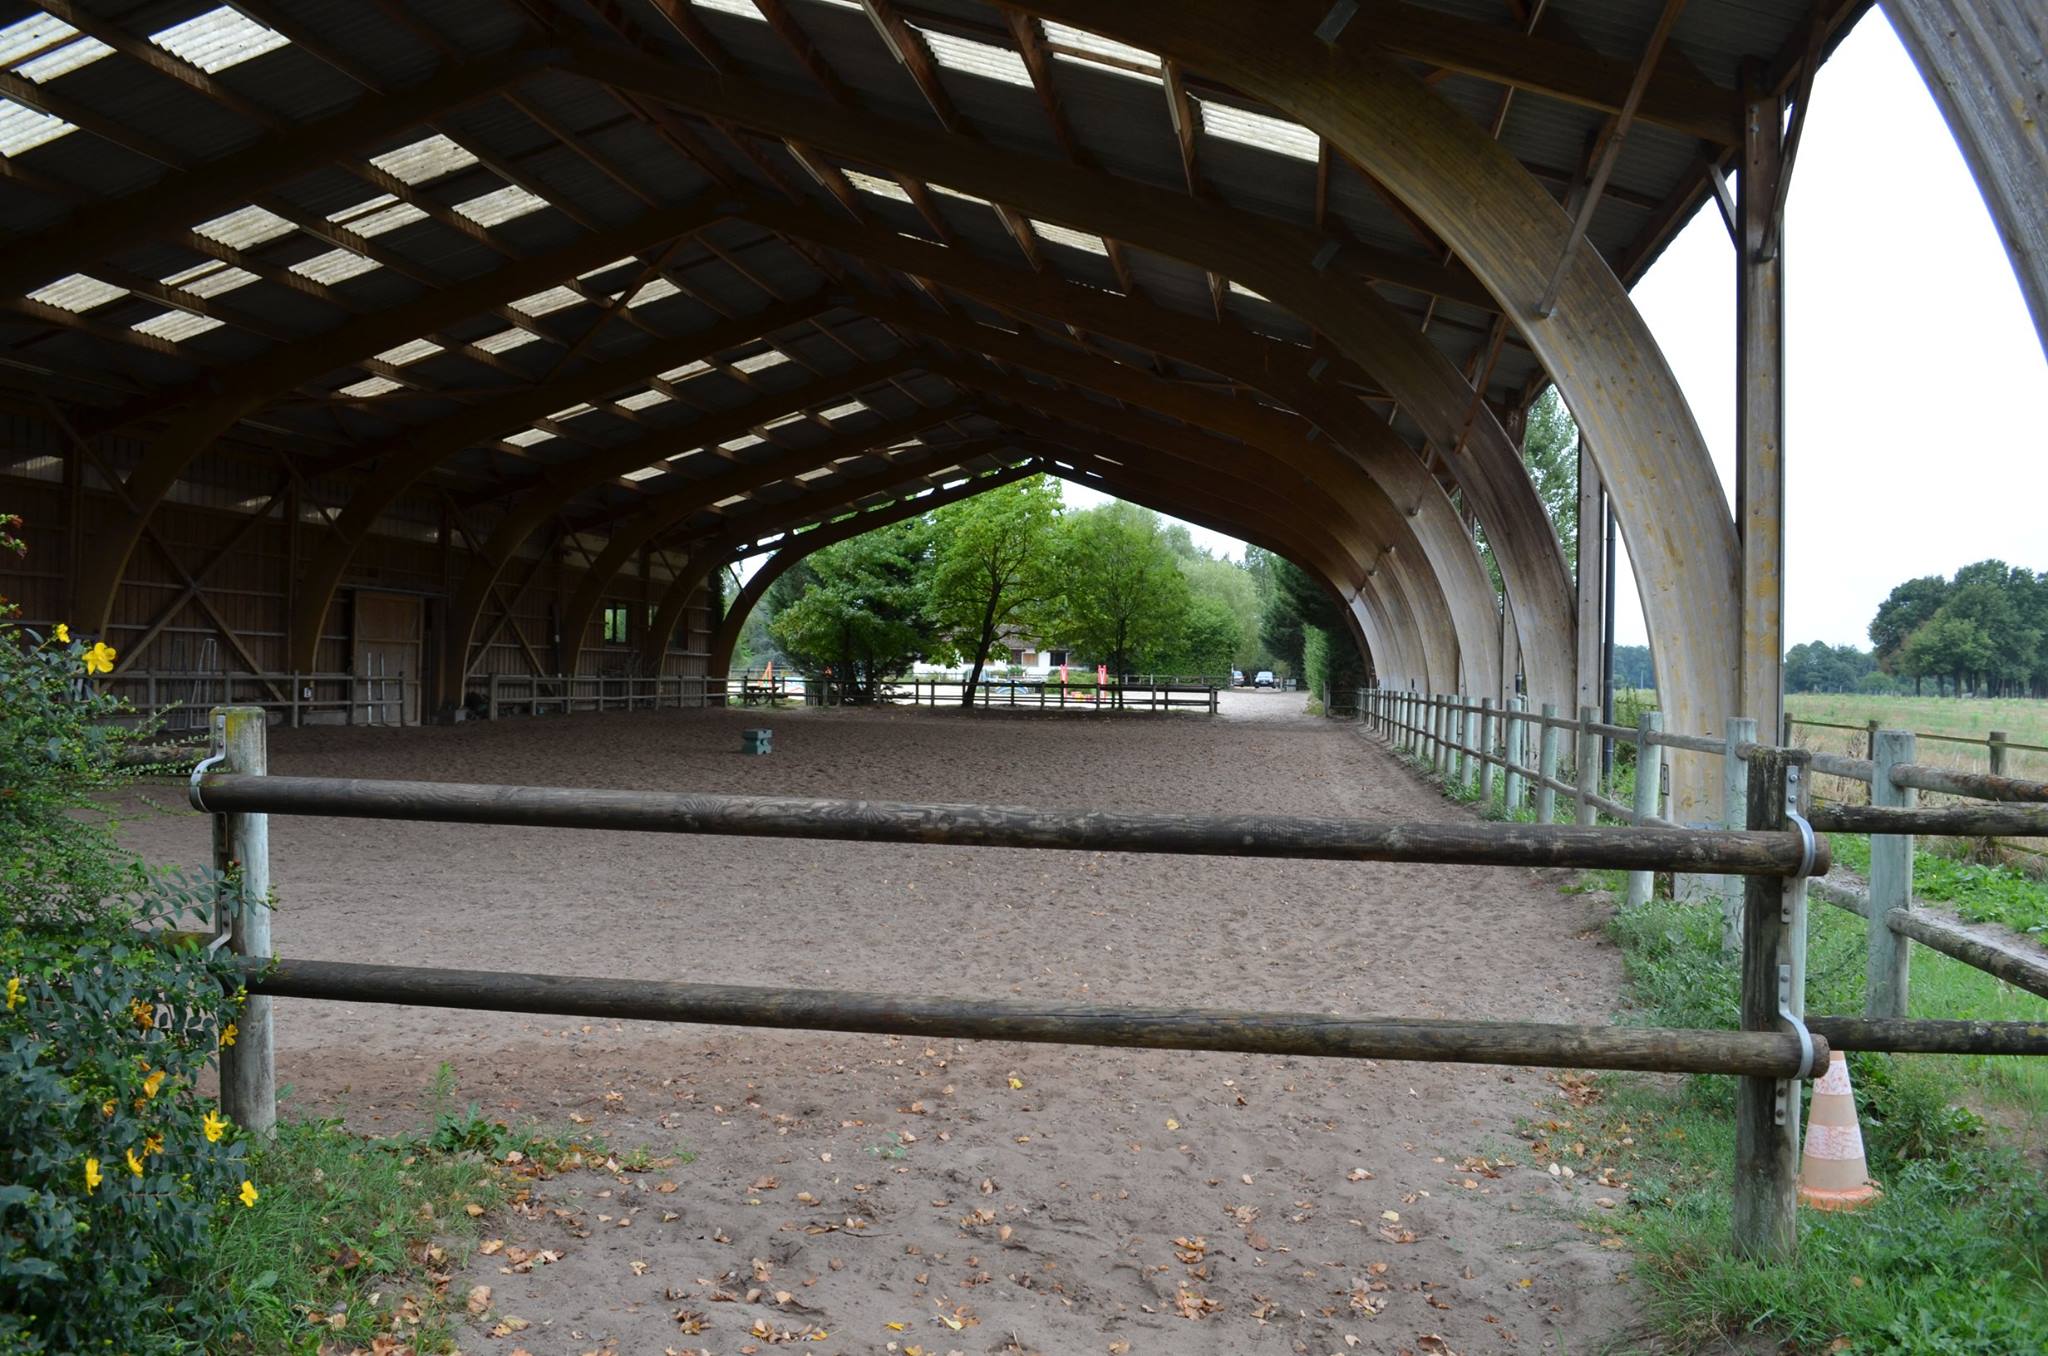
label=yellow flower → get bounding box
[53,623,69,643]
[143,1134,163,1156]
[203,1110,228,1143]
[130,998,155,1030]
[5,977,20,1010]
[219,1022,237,1048]
[84,1158,102,1192]
[126,1148,144,1178]
[82,641,116,675]
[238,1180,258,1208]
[142,1069,165,1099]
[101,1099,115,1118]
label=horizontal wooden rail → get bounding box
[1807,1016,2048,1055]
[226,954,1828,1077]
[189,774,1829,876]
[1890,764,2048,803]
[1808,804,2048,836]
[1883,907,2048,1001]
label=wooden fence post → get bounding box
[1536,703,1560,824]
[1721,716,1758,951]
[1575,706,1599,826]
[209,707,275,1138]
[1988,730,2008,777]
[1479,698,1498,805]
[1733,746,1805,1261]
[1625,709,1664,907]
[1867,729,1916,1019]
[1455,697,1473,792]
[1504,696,1526,815]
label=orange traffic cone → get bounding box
[1797,1051,1883,1211]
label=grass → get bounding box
[197,1065,654,1353]
[1381,719,2048,1348]
[1593,895,2048,1351]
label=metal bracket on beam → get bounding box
[1315,2,1360,44]
[1774,961,1816,1124]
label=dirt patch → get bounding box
[121,690,1646,1354]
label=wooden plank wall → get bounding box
[1,414,714,723]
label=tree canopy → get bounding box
[928,476,1062,703]
[1867,561,2047,697]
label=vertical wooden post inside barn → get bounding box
[1721,716,1758,950]
[1536,702,1560,824]
[1733,745,1809,1260]
[209,706,275,1137]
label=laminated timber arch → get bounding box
[574,49,1575,708]
[1000,0,1742,815]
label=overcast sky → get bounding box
[1070,8,2047,651]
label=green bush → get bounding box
[1,546,259,1354]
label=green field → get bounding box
[1784,692,2048,783]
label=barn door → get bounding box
[353,591,423,725]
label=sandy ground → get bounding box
[121,689,1648,1355]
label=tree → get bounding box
[1179,555,1262,671]
[1260,554,1367,690]
[928,475,1062,706]
[768,518,941,702]
[1521,386,1580,575]
[1052,501,1190,677]
[1783,641,1877,693]
[1870,575,1949,673]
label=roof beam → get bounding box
[1358,0,1740,144]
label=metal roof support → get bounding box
[1738,71,1790,741]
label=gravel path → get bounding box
[121,688,1646,1354]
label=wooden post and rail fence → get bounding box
[185,702,2048,1263]
[1355,686,2048,1009]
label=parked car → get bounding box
[1254,670,1275,687]
[1230,669,1244,686]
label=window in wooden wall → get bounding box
[602,605,630,645]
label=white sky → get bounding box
[754,11,2047,639]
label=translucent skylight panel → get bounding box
[617,389,671,411]
[1197,98,1320,163]
[28,273,128,312]
[0,15,77,66]
[795,466,836,481]
[732,350,789,374]
[328,195,428,238]
[374,338,443,366]
[0,99,76,155]
[454,185,551,227]
[695,0,765,19]
[1042,22,1159,70]
[626,277,681,308]
[510,285,581,317]
[1228,280,1271,301]
[622,465,667,482]
[843,169,912,204]
[161,260,259,299]
[151,7,290,75]
[1,16,113,83]
[291,249,379,284]
[194,204,294,249]
[548,402,595,421]
[713,493,751,509]
[338,376,403,398]
[819,400,868,420]
[504,428,555,447]
[368,134,478,186]
[723,434,766,452]
[913,26,1031,87]
[761,412,808,430]
[929,183,991,206]
[473,327,540,354]
[131,310,226,342]
[578,257,635,281]
[659,360,711,383]
[1029,219,1108,256]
